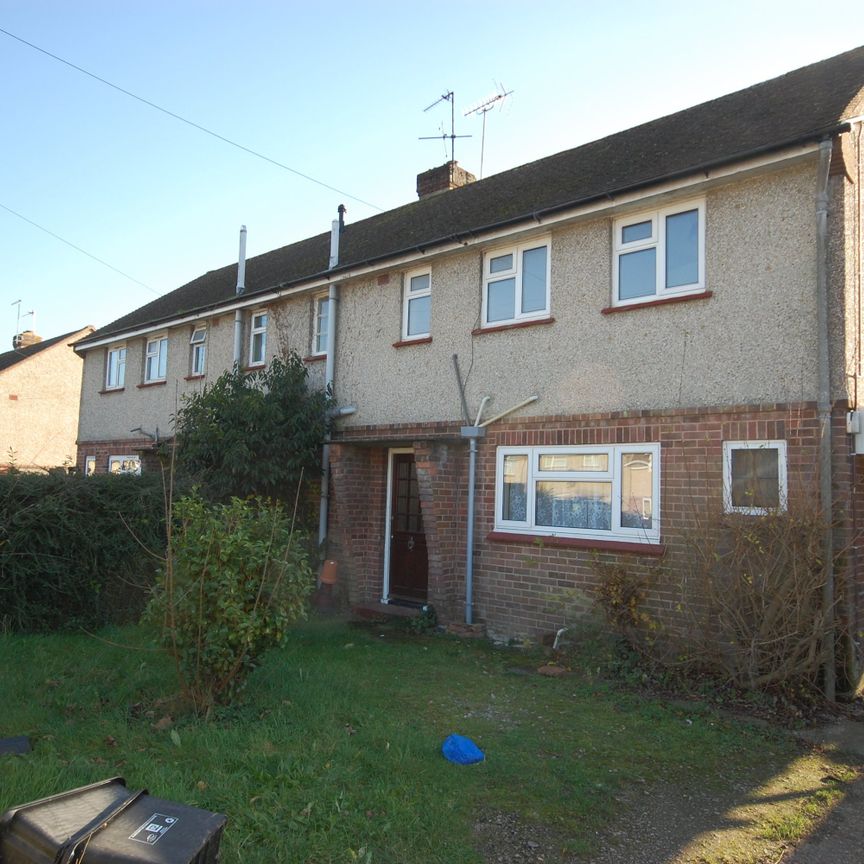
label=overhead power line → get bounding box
[0,26,383,212]
[0,202,158,294]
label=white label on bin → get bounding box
[129,812,178,845]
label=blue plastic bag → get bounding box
[441,734,485,765]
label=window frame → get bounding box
[108,455,142,475]
[84,456,96,476]
[481,237,551,327]
[104,344,126,390]
[495,443,661,544]
[402,268,432,341]
[248,310,268,367]
[722,439,788,515]
[189,326,207,376]
[312,295,329,357]
[144,335,168,383]
[612,199,705,308]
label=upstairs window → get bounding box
[144,336,168,382]
[105,345,126,389]
[249,311,268,366]
[313,296,329,356]
[496,444,660,543]
[190,327,206,376]
[613,200,705,306]
[482,238,550,326]
[723,440,787,514]
[402,269,431,340]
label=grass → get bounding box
[0,617,852,862]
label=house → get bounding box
[0,326,94,472]
[74,47,864,674]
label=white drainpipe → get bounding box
[318,208,344,549]
[233,225,247,365]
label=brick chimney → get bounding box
[417,161,476,199]
[13,330,41,350]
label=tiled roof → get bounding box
[78,45,864,348]
[0,328,91,373]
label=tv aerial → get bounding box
[419,90,471,164]
[464,83,513,178]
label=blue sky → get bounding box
[2,1,863,342]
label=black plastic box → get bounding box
[0,777,226,863]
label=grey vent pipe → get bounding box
[233,225,247,366]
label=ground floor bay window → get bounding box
[495,444,661,544]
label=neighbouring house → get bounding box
[74,48,864,673]
[0,326,94,471]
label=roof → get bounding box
[78,45,864,349]
[0,327,92,373]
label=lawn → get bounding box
[0,617,856,863]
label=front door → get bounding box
[387,452,428,602]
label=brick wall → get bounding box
[77,438,162,474]
[329,401,862,649]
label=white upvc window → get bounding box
[108,455,141,475]
[84,456,96,476]
[249,311,268,366]
[495,444,661,543]
[105,345,126,389]
[482,237,550,326]
[144,335,168,382]
[190,326,206,376]
[402,269,431,340]
[723,440,787,515]
[313,295,329,356]
[613,199,705,306]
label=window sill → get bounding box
[302,354,326,363]
[242,364,266,372]
[601,290,712,315]
[99,387,125,395]
[393,336,432,348]
[184,374,206,381]
[472,316,555,336]
[487,530,665,556]
[137,380,167,389]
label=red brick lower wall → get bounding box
[329,401,862,651]
[76,438,162,474]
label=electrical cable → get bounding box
[0,26,383,212]
[0,201,158,294]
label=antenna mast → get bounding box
[464,84,513,178]
[419,90,471,164]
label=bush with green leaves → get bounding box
[173,353,331,504]
[148,493,314,715]
[0,471,166,632]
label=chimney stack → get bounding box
[12,330,41,350]
[417,161,476,199]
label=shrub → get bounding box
[147,493,314,716]
[173,353,331,507]
[0,471,166,632]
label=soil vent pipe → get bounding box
[233,225,247,366]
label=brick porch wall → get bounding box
[329,401,862,649]
[76,438,162,474]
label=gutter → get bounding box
[76,127,848,352]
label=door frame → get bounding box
[381,447,414,603]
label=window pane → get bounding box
[521,246,547,313]
[621,453,653,529]
[254,313,268,329]
[157,339,167,378]
[539,453,608,472]
[490,253,513,274]
[487,277,516,322]
[316,299,329,352]
[252,332,265,363]
[536,481,612,530]
[407,295,430,336]
[502,455,528,522]
[622,220,652,244]
[618,248,656,300]
[666,209,698,288]
[731,448,779,509]
[410,273,430,293]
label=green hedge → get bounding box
[0,471,167,632]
